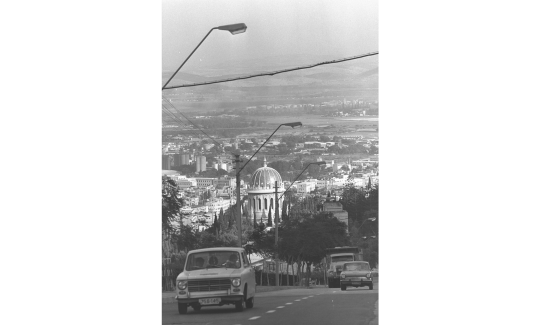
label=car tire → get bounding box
[246,296,254,309]
[369,283,373,290]
[341,284,346,291]
[178,303,188,314]
[192,304,201,312]
[235,299,245,312]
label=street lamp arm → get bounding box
[358,217,377,231]
[278,163,314,201]
[236,124,284,176]
[162,27,216,90]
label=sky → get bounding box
[162,0,378,74]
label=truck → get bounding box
[324,246,362,288]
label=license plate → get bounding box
[199,298,221,305]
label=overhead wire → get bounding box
[161,102,192,129]
[162,51,379,89]
[161,96,223,147]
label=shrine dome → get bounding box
[249,157,283,190]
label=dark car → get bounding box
[339,261,373,291]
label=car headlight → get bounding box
[231,278,241,287]
[177,280,187,290]
[367,273,372,278]
[341,274,346,279]
[328,271,334,276]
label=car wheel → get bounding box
[369,283,373,290]
[192,304,201,312]
[235,299,245,311]
[178,303,188,314]
[246,296,255,309]
[340,284,346,291]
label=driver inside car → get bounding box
[224,253,240,268]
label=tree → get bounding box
[281,201,288,221]
[278,212,349,286]
[341,165,350,172]
[162,176,184,232]
[216,168,228,177]
[267,205,273,227]
[218,208,225,229]
[253,204,257,227]
[320,135,331,142]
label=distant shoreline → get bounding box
[333,117,379,121]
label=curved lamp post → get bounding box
[359,217,376,229]
[359,217,377,239]
[234,122,302,248]
[162,23,247,90]
[278,161,327,201]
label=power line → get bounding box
[161,105,193,130]
[162,96,223,147]
[162,51,378,89]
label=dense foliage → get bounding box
[340,183,379,267]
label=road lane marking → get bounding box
[295,299,301,301]
[302,297,308,299]
[286,303,293,305]
[267,310,276,313]
[249,316,261,320]
[277,306,285,308]
[309,295,314,297]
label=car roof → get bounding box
[343,261,369,264]
[188,247,244,254]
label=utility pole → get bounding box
[235,154,242,247]
[274,180,279,287]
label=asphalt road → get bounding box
[162,284,378,325]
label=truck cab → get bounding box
[325,247,361,288]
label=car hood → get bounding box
[177,268,243,280]
[341,270,371,276]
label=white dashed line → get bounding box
[302,297,308,299]
[294,299,301,301]
[309,295,314,297]
[249,316,261,320]
[286,303,293,305]
[267,310,276,313]
[277,306,285,308]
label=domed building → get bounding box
[247,157,285,225]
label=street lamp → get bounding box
[359,217,376,239]
[162,23,247,90]
[359,217,376,229]
[278,161,327,201]
[234,122,302,248]
[274,160,326,287]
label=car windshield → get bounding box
[186,251,241,271]
[343,262,371,271]
[332,255,354,263]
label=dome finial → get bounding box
[263,156,267,167]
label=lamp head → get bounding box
[282,122,302,128]
[217,23,247,34]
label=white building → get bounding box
[205,198,232,214]
[195,178,217,188]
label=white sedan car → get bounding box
[175,247,256,314]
